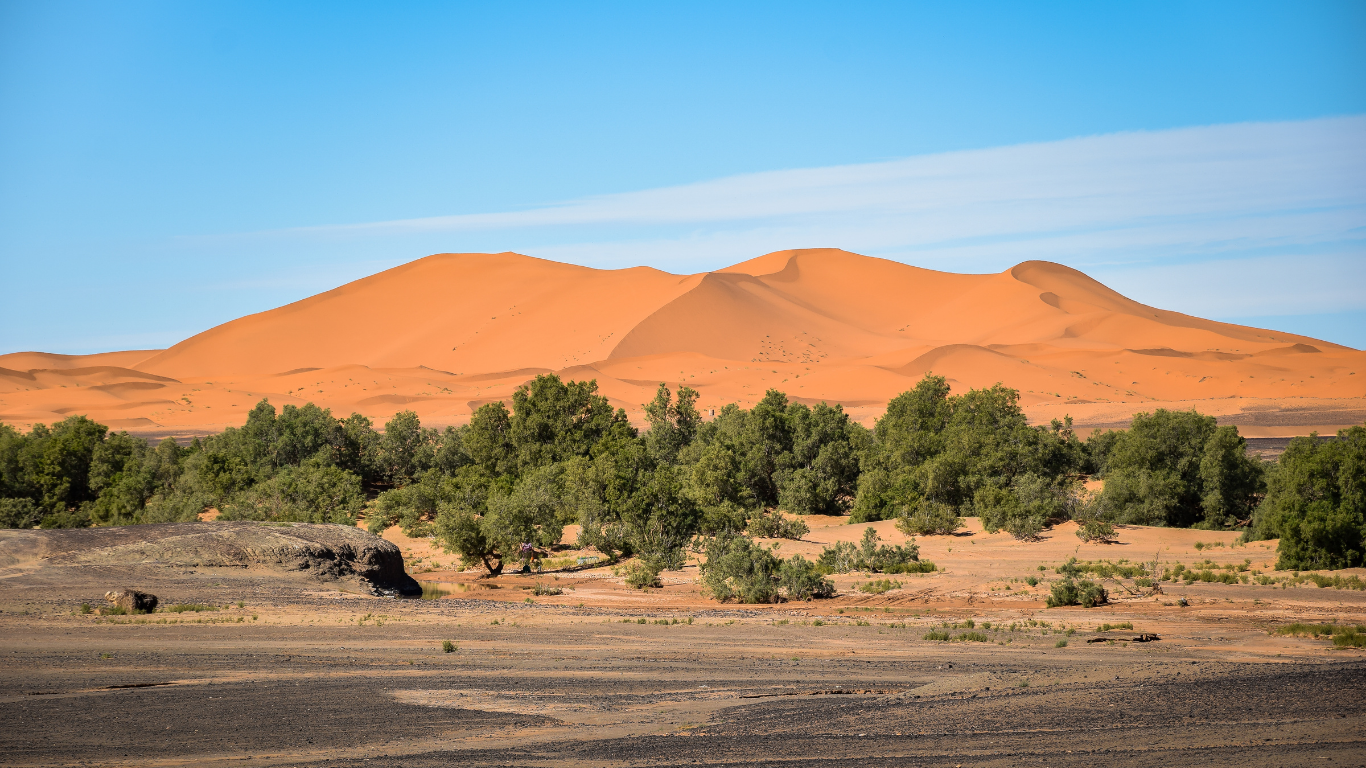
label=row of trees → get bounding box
[1,373,1361,574]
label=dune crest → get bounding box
[2,249,1362,436]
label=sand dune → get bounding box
[2,249,1362,436]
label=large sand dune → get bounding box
[2,249,1363,436]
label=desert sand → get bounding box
[2,516,1364,766]
[2,249,1362,437]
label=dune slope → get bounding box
[2,249,1362,436]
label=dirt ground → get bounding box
[2,516,1364,767]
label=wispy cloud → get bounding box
[287,116,1365,276]
[207,116,1366,346]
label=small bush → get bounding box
[923,629,951,641]
[532,582,564,596]
[895,501,962,536]
[79,603,92,615]
[1097,622,1133,632]
[1075,517,1117,543]
[624,557,664,589]
[956,632,989,642]
[857,579,902,595]
[163,604,220,613]
[1334,630,1366,648]
[1046,578,1108,608]
[746,509,810,540]
[442,640,456,653]
[1025,576,1039,586]
[818,528,925,574]
[700,532,832,603]
[1055,639,1068,648]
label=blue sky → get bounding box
[2,1,1364,353]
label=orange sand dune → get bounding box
[1,249,1362,436]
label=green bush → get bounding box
[818,528,925,574]
[856,578,902,595]
[699,532,832,603]
[442,640,456,653]
[746,509,810,540]
[1249,427,1365,571]
[1334,630,1366,648]
[163,603,219,613]
[923,629,950,641]
[1046,578,1107,608]
[895,500,963,536]
[624,557,663,589]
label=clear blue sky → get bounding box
[2,1,1364,352]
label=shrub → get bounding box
[1075,516,1117,543]
[779,555,836,601]
[818,528,925,574]
[699,532,780,603]
[624,557,663,589]
[442,640,456,653]
[895,500,963,536]
[163,603,219,613]
[0,497,42,529]
[1334,630,1366,648]
[1096,622,1133,631]
[700,532,832,603]
[1046,578,1108,608]
[746,509,811,540]
[532,582,563,596]
[1025,576,1039,586]
[923,629,951,641]
[1055,639,1068,648]
[956,632,989,642]
[817,540,859,574]
[856,579,902,595]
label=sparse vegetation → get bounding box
[442,640,456,653]
[1046,578,1108,608]
[162,603,219,613]
[856,578,902,595]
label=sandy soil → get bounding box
[2,249,1361,437]
[2,517,1364,766]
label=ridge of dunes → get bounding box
[1,249,1362,436]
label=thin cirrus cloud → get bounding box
[244,115,1366,342]
[296,115,1365,269]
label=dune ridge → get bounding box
[2,249,1362,436]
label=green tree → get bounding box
[644,384,701,463]
[1091,410,1262,528]
[1250,427,1365,570]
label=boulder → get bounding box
[105,588,158,613]
[0,522,420,596]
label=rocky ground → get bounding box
[1,519,1364,767]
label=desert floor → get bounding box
[2,517,1364,767]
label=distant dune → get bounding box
[2,249,1363,437]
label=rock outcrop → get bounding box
[105,588,158,613]
[0,522,420,596]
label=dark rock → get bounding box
[1,522,420,596]
[105,588,158,613]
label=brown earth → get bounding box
[2,249,1362,437]
[1,517,1363,766]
